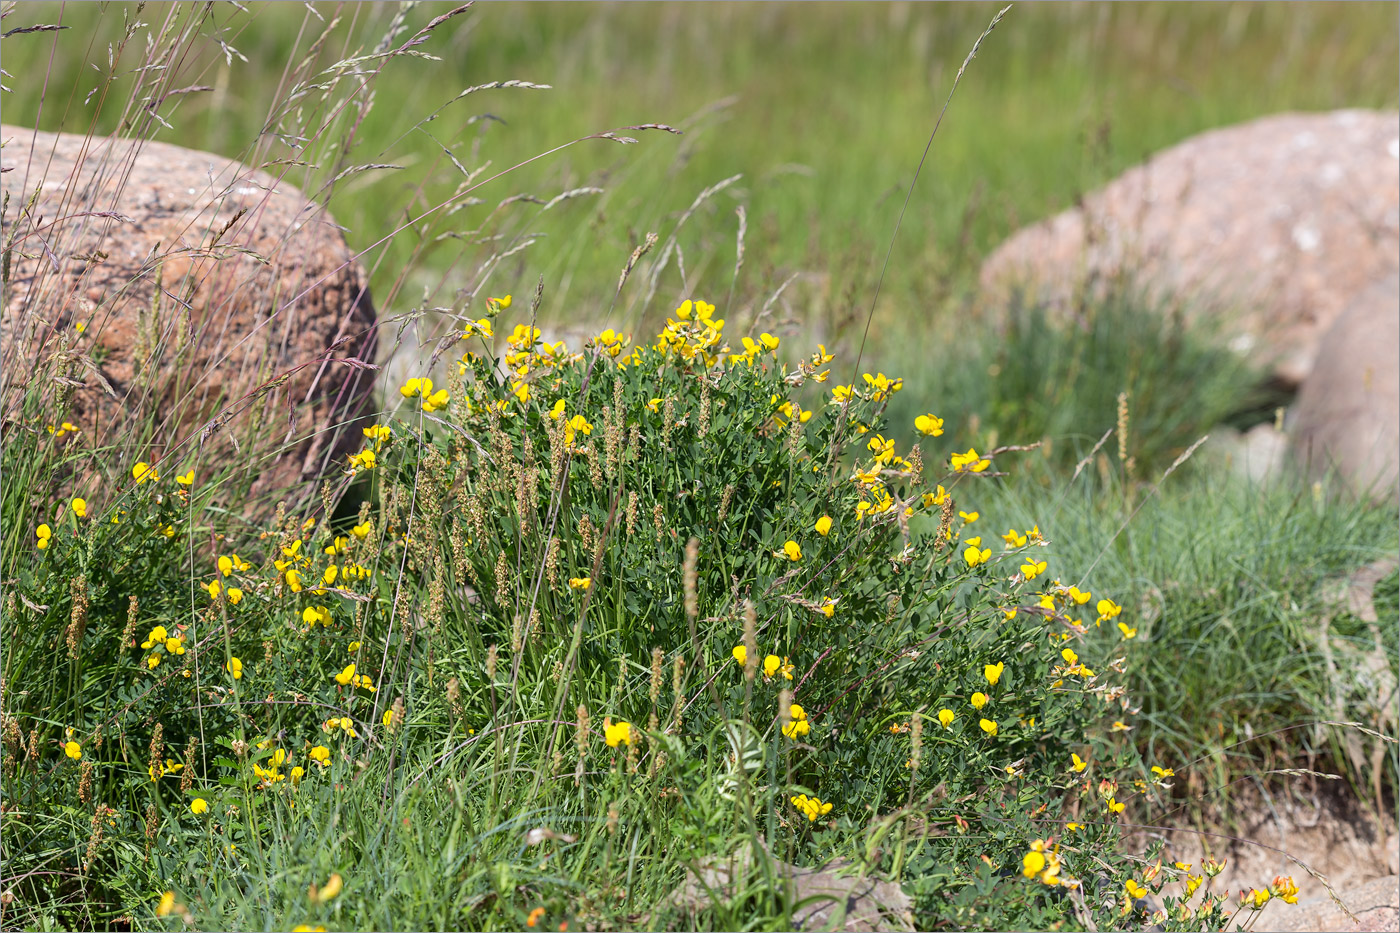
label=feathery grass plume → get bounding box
[147,723,164,785]
[698,381,712,438]
[910,711,924,775]
[650,648,664,705]
[446,677,463,726]
[428,551,447,635]
[672,655,686,731]
[587,444,604,489]
[742,600,758,683]
[528,607,541,646]
[389,696,404,733]
[545,536,561,589]
[606,802,619,836]
[626,424,641,464]
[578,512,596,560]
[616,232,659,300]
[908,444,924,484]
[180,737,197,793]
[78,759,94,805]
[263,640,274,664]
[486,645,498,683]
[574,703,591,786]
[718,484,735,523]
[625,493,639,536]
[511,614,524,654]
[66,573,89,660]
[662,397,676,448]
[603,405,620,480]
[143,803,158,857]
[2,716,21,779]
[652,503,665,542]
[1116,390,1130,463]
[494,550,511,609]
[451,526,470,585]
[936,495,955,551]
[25,727,39,771]
[83,805,112,872]
[613,651,628,701]
[778,688,793,735]
[683,538,700,623]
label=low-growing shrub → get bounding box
[3,297,1304,930]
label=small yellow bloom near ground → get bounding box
[132,462,159,484]
[937,709,955,728]
[964,544,991,567]
[156,891,178,917]
[979,718,998,736]
[226,657,243,680]
[335,664,356,686]
[732,645,747,666]
[309,746,330,766]
[36,523,52,549]
[604,721,633,747]
[971,692,989,710]
[790,793,833,822]
[1022,558,1047,579]
[783,704,811,738]
[1070,753,1088,773]
[984,662,1005,686]
[762,655,794,680]
[1096,598,1122,623]
[782,540,802,561]
[1002,528,1028,548]
[177,470,194,486]
[1067,586,1091,604]
[1117,621,1138,639]
[1106,796,1125,813]
[64,741,82,760]
[309,873,343,905]
[568,577,591,590]
[71,497,87,518]
[1125,879,1147,901]
[815,515,832,536]
[819,597,837,618]
[190,798,208,815]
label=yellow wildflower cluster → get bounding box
[789,793,832,822]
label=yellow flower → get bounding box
[351,521,372,539]
[782,704,811,739]
[226,657,243,680]
[1270,875,1299,904]
[148,759,183,781]
[1021,558,1047,579]
[950,448,990,473]
[1240,888,1271,910]
[921,485,948,508]
[782,540,802,561]
[400,376,431,399]
[285,569,303,592]
[568,576,592,591]
[963,544,991,567]
[971,692,989,710]
[309,745,331,766]
[489,294,512,311]
[64,740,82,760]
[1185,873,1203,896]
[204,579,223,600]
[190,798,208,815]
[422,389,450,413]
[176,469,195,486]
[819,597,837,618]
[146,654,161,669]
[1066,586,1091,605]
[983,662,1005,686]
[1117,621,1137,639]
[36,524,51,549]
[914,413,944,436]
[303,606,332,627]
[936,708,955,728]
[1061,647,1079,666]
[156,891,177,917]
[132,461,159,484]
[564,414,593,445]
[604,721,633,748]
[335,664,356,686]
[1001,528,1028,548]
[71,497,87,518]
[959,510,979,524]
[831,384,854,403]
[226,587,244,605]
[789,793,833,822]
[382,709,395,728]
[1070,753,1088,773]
[1106,796,1125,813]
[164,637,185,656]
[1096,598,1122,623]
[814,515,832,536]
[732,644,747,667]
[979,718,998,736]
[309,873,343,905]
[1150,765,1175,780]
[762,655,780,679]
[1125,879,1147,900]
[1111,720,1131,732]
[1022,850,1047,878]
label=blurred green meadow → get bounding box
[7,1,1397,331]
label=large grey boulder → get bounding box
[1290,274,1399,502]
[1,124,378,506]
[980,110,1400,388]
